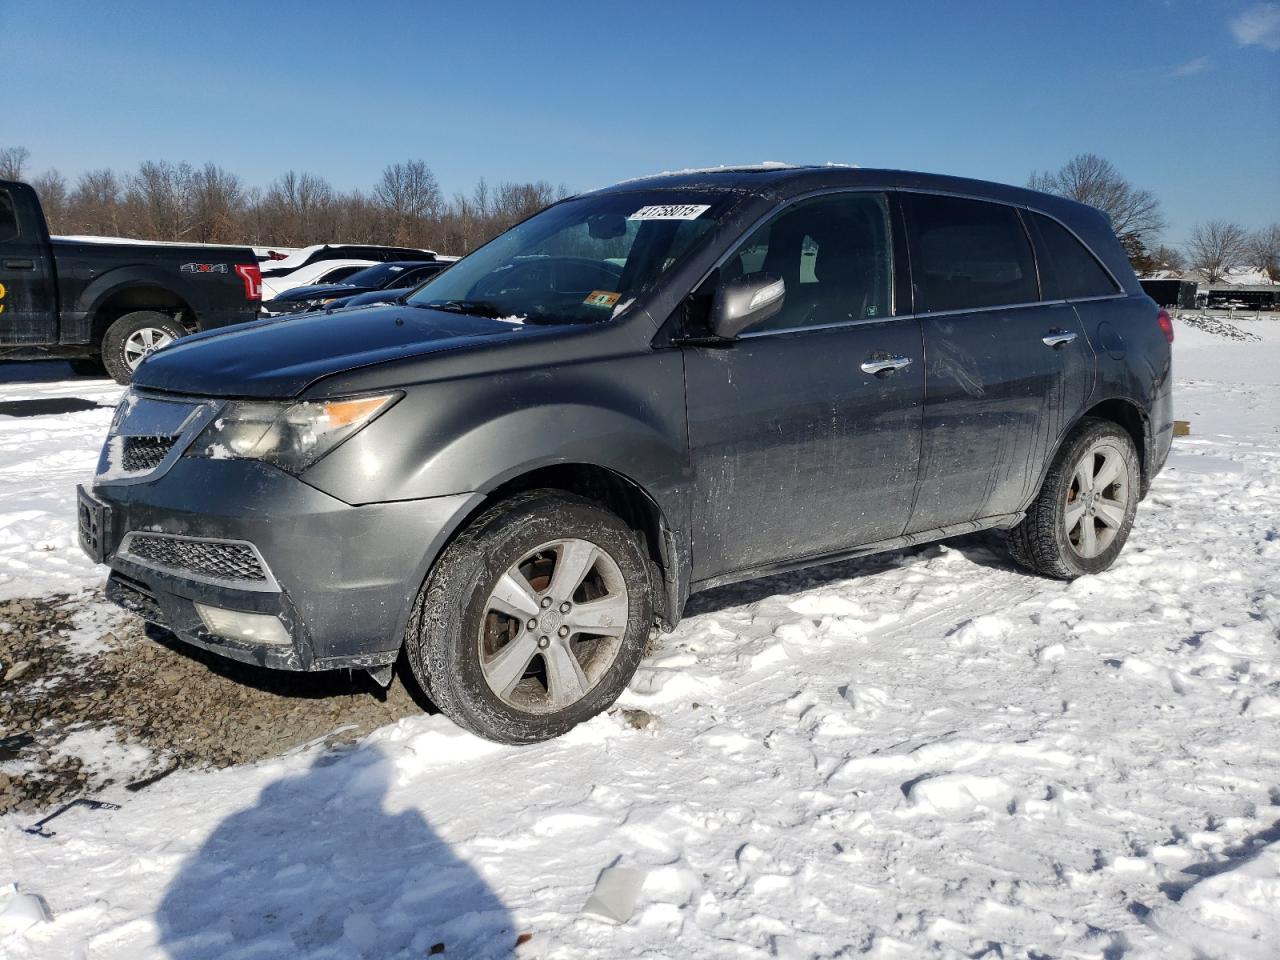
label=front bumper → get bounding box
[81,457,478,672]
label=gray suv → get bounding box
[79,166,1173,743]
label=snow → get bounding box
[2,319,1280,957]
[0,365,121,601]
[53,236,296,261]
[618,161,861,185]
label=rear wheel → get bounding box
[101,311,187,384]
[405,491,653,743]
[1007,418,1140,579]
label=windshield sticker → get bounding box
[584,290,621,308]
[627,204,711,221]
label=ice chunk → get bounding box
[582,866,646,924]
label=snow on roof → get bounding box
[53,234,274,253]
[615,161,860,186]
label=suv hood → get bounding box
[131,304,536,398]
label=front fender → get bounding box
[302,351,691,513]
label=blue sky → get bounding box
[2,0,1277,245]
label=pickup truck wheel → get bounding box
[102,311,187,384]
[1007,417,1139,579]
[405,490,653,744]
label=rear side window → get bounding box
[0,190,19,242]
[903,193,1038,312]
[319,265,364,283]
[1029,212,1119,300]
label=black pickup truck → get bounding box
[0,179,261,383]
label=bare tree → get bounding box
[125,160,198,240]
[1247,223,1280,282]
[259,171,338,245]
[29,169,69,231]
[375,160,443,245]
[1149,243,1186,274]
[0,146,31,180]
[68,169,125,236]
[1185,221,1249,283]
[7,152,574,254]
[1028,154,1165,261]
[188,163,245,243]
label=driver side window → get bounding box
[726,192,893,335]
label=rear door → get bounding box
[0,183,58,345]
[683,191,924,581]
[901,192,1090,532]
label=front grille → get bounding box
[124,534,268,584]
[121,436,178,473]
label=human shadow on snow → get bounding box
[156,746,515,959]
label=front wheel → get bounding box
[405,491,654,744]
[1007,417,1140,579]
[101,311,187,384]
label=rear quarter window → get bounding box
[903,193,1038,312]
[1028,212,1119,300]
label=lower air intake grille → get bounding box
[121,436,178,473]
[124,534,268,584]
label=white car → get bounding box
[259,259,377,300]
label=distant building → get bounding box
[1205,283,1279,310]
[1138,273,1279,311]
[1139,279,1198,308]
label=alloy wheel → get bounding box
[1063,440,1130,559]
[122,327,175,369]
[478,538,629,713]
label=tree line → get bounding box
[0,146,567,255]
[1028,153,1278,283]
[2,145,1276,283]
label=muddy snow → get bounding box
[1,316,1278,958]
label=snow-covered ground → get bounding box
[1,319,1278,958]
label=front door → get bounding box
[683,192,924,582]
[0,184,57,346]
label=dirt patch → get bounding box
[0,593,425,814]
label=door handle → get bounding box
[860,355,913,376]
[1042,330,1077,348]
[2,258,34,270]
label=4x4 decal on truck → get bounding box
[180,263,228,274]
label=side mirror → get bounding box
[709,272,785,339]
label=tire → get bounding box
[101,311,187,385]
[405,490,653,744]
[69,357,108,378]
[1007,417,1140,579]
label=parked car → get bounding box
[259,243,437,275]
[261,261,451,316]
[259,259,378,300]
[79,166,1173,744]
[0,179,261,383]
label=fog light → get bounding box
[194,602,292,646]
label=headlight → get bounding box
[186,392,400,474]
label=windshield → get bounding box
[406,190,737,323]
[340,263,410,287]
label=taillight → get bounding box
[1156,308,1174,343]
[235,263,262,301]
